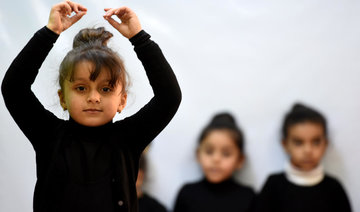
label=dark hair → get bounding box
[58,27,128,92]
[282,103,327,139]
[198,112,244,154]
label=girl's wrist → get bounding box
[129,30,149,46]
[46,24,61,35]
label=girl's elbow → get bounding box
[175,87,182,104]
[171,86,182,107]
[160,88,182,110]
[1,78,9,98]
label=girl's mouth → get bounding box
[83,109,102,113]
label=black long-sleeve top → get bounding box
[1,26,181,212]
[254,173,352,212]
[173,178,256,212]
[138,193,167,212]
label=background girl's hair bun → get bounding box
[209,112,236,128]
[73,27,113,48]
[198,112,244,153]
[291,103,309,112]
[282,102,328,139]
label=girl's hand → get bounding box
[103,7,142,39]
[47,0,87,35]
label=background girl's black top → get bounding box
[138,193,167,212]
[1,27,181,212]
[254,173,352,212]
[173,178,255,212]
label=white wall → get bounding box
[1,0,359,211]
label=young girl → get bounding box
[173,113,255,212]
[1,1,181,212]
[255,103,352,212]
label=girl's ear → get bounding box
[236,154,245,170]
[117,93,127,113]
[324,138,329,148]
[282,139,290,154]
[196,147,201,162]
[57,89,67,111]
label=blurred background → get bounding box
[1,0,359,211]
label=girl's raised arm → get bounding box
[1,1,86,149]
[103,7,182,152]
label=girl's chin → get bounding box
[294,163,318,171]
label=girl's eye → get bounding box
[76,86,86,92]
[292,139,303,146]
[204,148,214,155]
[102,87,112,93]
[312,139,322,146]
[222,151,232,157]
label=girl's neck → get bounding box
[285,161,324,186]
[69,117,113,129]
[68,117,113,137]
[202,177,236,192]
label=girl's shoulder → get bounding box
[264,172,287,184]
[322,174,347,190]
[179,179,204,191]
[235,182,256,194]
[180,178,255,195]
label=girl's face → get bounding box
[197,130,244,184]
[283,122,327,171]
[58,61,127,127]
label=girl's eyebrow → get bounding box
[290,136,303,141]
[71,77,88,82]
[311,136,323,140]
[99,79,112,84]
[71,77,111,84]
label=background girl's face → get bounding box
[283,122,327,171]
[58,61,127,127]
[197,130,244,184]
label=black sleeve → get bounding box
[173,185,189,212]
[331,179,352,212]
[245,188,257,212]
[139,194,168,212]
[253,176,277,212]
[115,30,182,152]
[1,26,62,150]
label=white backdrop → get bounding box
[1,0,359,211]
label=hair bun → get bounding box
[198,112,244,153]
[73,27,113,48]
[282,102,327,139]
[291,103,309,112]
[209,112,237,128]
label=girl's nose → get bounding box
[304,143,313,154]
[212,152,221,163]
[87,90,101,103]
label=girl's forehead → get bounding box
[73,61,111,79]
[202,130,237,148]
[289,122,324,133]
[287,122,326,139]
[74,60,94,70]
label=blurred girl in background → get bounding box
[173,112,255,212]
[255,103,352,212]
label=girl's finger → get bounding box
[104,16,121,29]
[114,7,130,16]
[60,2,72,16]
[66,0,79,13]
[103,8,117,18]
[77,3,87,12]
[70,11,86,23]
